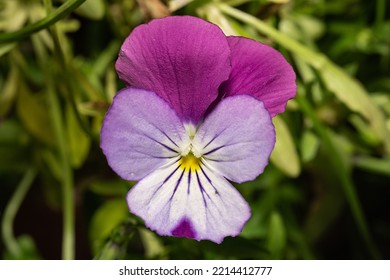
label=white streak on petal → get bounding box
[192,95,275,183]
[127,159,251,243]
[101,88,191,181]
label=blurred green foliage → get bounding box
[1,0,390,260]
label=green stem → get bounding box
[223,0,253,7]
[45,0,92,137]
[354,156,390,177]
[296,94,380,259]
[375,0,386,27]
[1,168,37,257]
[218,3,327,68]
[0,0,86,44]
[42,0,75,260]
[47,72,75,260]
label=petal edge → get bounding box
[221,36,296,117]
[127,161,251,243]
[100,88,189,181]
[116,16,232,124]
[193,95,276,183]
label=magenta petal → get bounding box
[116,16,231,124]
[100,88,189,181]
[221,36,296,117]
[193,95,275,183]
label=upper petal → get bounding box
[127,160,250,243]
[116,16,231,124]
[220,36,296,117]
[100,88,190,181]
[192,95,275,183]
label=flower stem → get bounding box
[41,0,76,260]
[47,73,75,260]
[1,167,37,257]
[48,82,75,260]
[0,0,86,44]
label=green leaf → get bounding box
[89,179,131,196]
[138,228,166,259]
[267,211,286,259]
[200,5,238,36]
[105,67,117,102]
[300,131,320,163]
[294,14,325,41]
[320,63,390,150]
[270,116,301,177]
[0,120,30,171]
[3,235,41,260]
[89,199,129,254]
[349,114,381,146]
[16,84,55,145]
[0,43,16,57]
[65,104,90,168]
[303,161,345,244]
[372,93,390,117]
[280,14,325,43]
[241,190,274,239]
[0,64,18,117]
[40,148,63,181]
[75,0,105,20]
[93,220,138,260]
[201,237,268,259]
[0,119,28,145]
[93,41,121,78]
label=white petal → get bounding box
[192,95,275,183]
[127,159,251,243]
[100,88,190,181]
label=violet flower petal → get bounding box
[100,88,190,181]
[127,159,250,243]
[192,95,275,183]
[220,36,296,117]
[116,16,231,124]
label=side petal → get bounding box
[192,95,275,183]
[220,36,296,117]
[100,88,190,181]
[116,16,231,124]
[127,161,250,243]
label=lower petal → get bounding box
[127,160,251,243]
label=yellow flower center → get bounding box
[179,153,201,172]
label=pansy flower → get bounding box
[101,16,295,243]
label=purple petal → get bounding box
[127,160,251,243]
[220,36,296,117]
[192,95,275,183]
[116,16,231,124]
[100,88,190,181]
